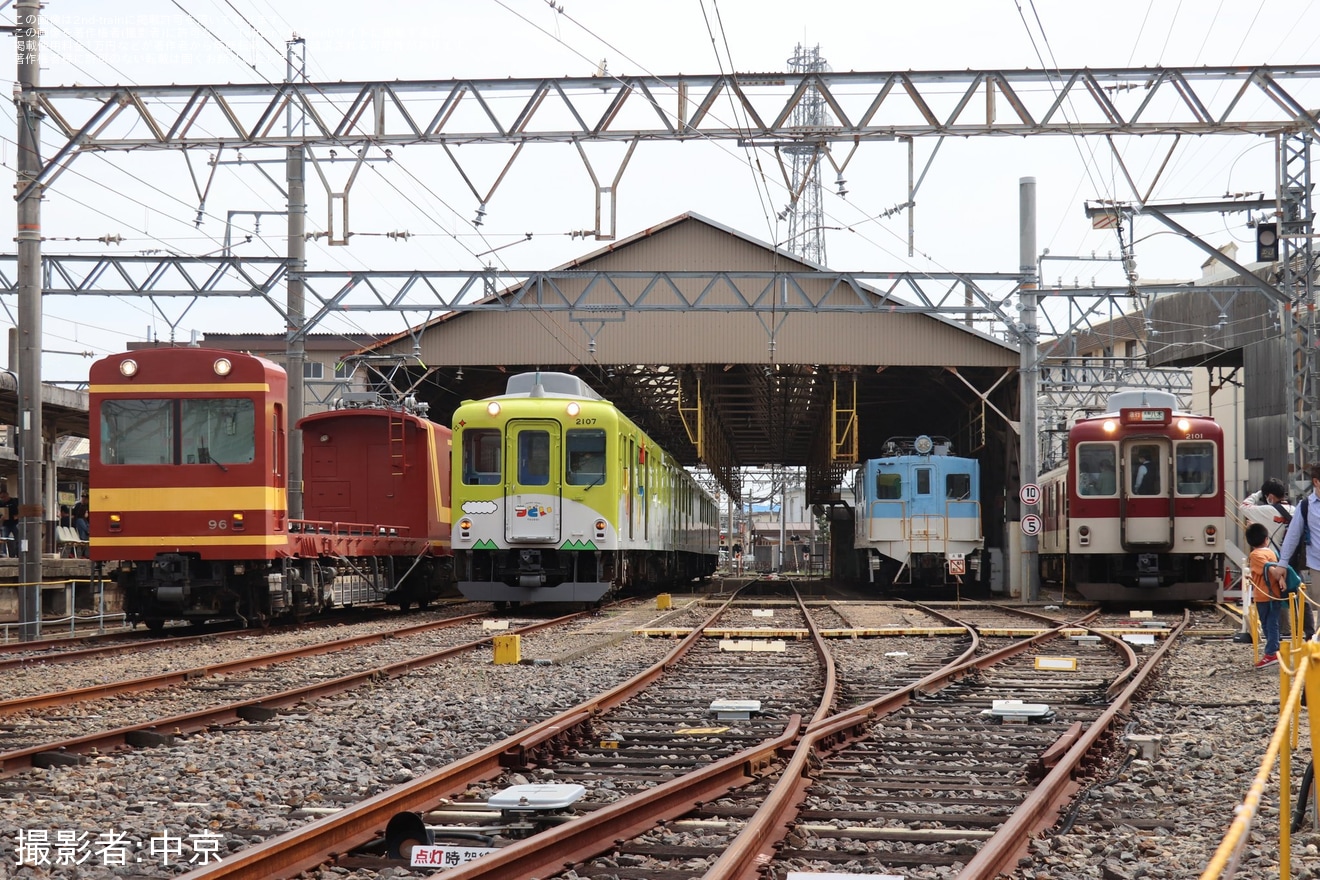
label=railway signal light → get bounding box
[1256,222,1279,262]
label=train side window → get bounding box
[100,399,174,465]
[463,429,502,485]
[875,472,901,499]
[1175,441,1216,495]
[915,468,932,495]
[566,428,607,485]
[946,473,971,500]
[519,431,551,486]
[1077,443,1117,496]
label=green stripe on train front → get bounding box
[473,539,499,550]
[560,540,598,551]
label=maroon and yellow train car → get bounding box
[297,403,455,608]
[90,348,293,627]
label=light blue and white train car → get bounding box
[852,435,984,588]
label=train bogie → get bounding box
[851,435,985,589]
[451,372,718,604]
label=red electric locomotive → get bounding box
[90,348,452,629]
[1038,388,1224,601]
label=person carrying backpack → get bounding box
[1279,463,1320,641]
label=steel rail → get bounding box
[958,609,1190,878]
[0,628,230,663]
[0,612,486,714]
[0,609,584,776]
[179,595,737,880]
[702,606,1107,879]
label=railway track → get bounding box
[1,595,1207,879]
[0,609,586,774]
[216,599,1183,880]
[172,581,834,879]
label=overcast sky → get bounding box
[4,0,1319,383]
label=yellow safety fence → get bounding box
[1203,593,1320,880]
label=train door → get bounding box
[909,463,939,553]
[1121,438,1172,547]
[505,421,561,543]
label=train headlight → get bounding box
[459,518,472,530]
[1078,524,1091,546]
[486,401,501,417]
[119,359,138,377]
[594,519,606,536]
[1102,419,1116,434]
[1177,418,1191,432]
[232,512,245,531]
[1205,525,1218,545]
[566,402,580,417]
[108,513,122,532]
[213,357,232,376]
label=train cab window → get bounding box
[101,399,174,465]
[462,429,501,485]
[915,468,932,495]
[566,428,607,486]
[875,472,901,499]
[101,398,255,466]
[1130,444,1161,495]
[182,399,255,465]
[518,431,551,486]
[1077,443,1117,496]
[946,473,971,500]
[1176,441,1216,495]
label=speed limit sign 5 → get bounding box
[1021,514,1042,535]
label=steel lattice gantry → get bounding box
[13,64,1320,493]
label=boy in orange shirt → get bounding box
[1248,522,1287,668]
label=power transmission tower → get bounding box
[783,44,829,266]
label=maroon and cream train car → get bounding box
[297,401,455,608]
[1038,389,1224,601]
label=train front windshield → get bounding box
[566,429,606,485]
[462,428,502,485]
[101,398,256,465]
[1175,441,1216,494]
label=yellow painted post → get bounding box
[492,634,521,665]
[656,593,672,610]
[1307,645,1320,836]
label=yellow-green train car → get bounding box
[451,372,719,604]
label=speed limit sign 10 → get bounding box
[1019,483,1041,506]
